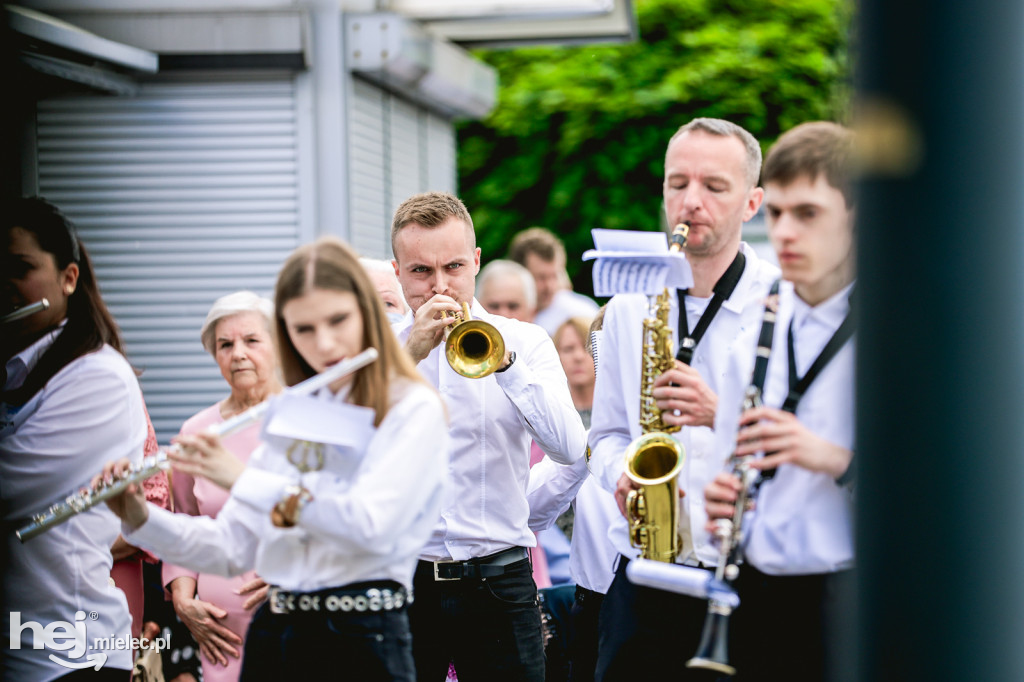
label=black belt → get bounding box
[268,581,410,614]
[432,546,530,581]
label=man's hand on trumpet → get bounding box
[171,432,245,492]
[404,293,461,364]
[93,459,150,530]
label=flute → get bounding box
[15,348,379,542]
[1,299,50,324]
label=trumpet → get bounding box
[2,299,50,324]
[443,301,506,379]
[15,348,379,542]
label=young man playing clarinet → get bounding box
[588,118,780,680]
[705,121,856,681]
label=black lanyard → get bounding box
[676,251,746,365]
[752,281,856,481]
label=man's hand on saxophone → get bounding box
[93,458,150,531]
[651,360,719,429]
[613,472,685,520]
[735,406,852,480]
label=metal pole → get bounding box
[856,0,1024,679]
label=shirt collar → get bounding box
[721,242,764,314]
[4,322,66,391]
[791,280,855,333]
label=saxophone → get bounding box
[624,223,689,563]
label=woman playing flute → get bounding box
[100,236,449,681]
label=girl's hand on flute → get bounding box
[94,458,150,530]
[170,432,245,492]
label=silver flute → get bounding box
[16,348,379,542]
[1,299,50,324]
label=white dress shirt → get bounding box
[588,243,780,565]
[126,379,449,592]
[714,281,855,575]
[534,289,601,336]
[395,299,588,561]
[3,330,146,681]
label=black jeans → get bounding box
[568,585,604,682]
[409,556,545,682]
[730,565,856,682]
[240,597,414,681]
[595,557,720,681]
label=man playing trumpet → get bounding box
[390,191,587,682]
[705,121,857,681]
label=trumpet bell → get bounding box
[445,317,506,379]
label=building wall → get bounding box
[32,71,458,442]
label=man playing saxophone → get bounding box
[588,118,780,680]
[704,121,856,681]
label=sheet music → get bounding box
[583,229,693,296]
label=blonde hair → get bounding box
[274,236,427,426]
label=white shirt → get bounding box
[3,331,145,681]
[395,300,588,561]
[714,281,855,575]
[534,289,601,336]
[588,243,780,565]
[126,379,449,592]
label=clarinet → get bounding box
[687,279,781,676]
[15,348,378,542]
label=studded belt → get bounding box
[268,582,412,615]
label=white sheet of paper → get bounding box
[264,394,376,448]
[583,229,693,296]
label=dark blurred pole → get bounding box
[856,0,1024,680]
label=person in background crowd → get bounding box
[705,121,857,682]
[391,191,587,682]
[3,196,145,681]
[508,227,598,336]
[476,259,537,323]
[103,236,449,681]
[164,290,281,681]
[360,257,408,324]
[588,118,780,680]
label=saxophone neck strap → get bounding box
[676,250,747,365]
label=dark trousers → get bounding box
[568,585,604,682]
[596,557,719,681]
[56,668,130,681]
[409,557,545,682]
[730,565,856,682]
[240,600,415,681]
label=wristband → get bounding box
[494,351,516,373]
[271,485,314,528]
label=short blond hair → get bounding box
[391,192,474,256]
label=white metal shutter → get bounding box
[34,78,306,443]
[348,77,458,259]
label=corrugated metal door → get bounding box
[34,78,309,443]
[348,77,457,259]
